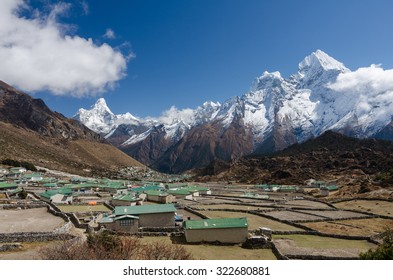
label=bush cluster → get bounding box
[1,159,37,171]
[40,231,193,260]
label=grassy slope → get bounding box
[0,122,144,175]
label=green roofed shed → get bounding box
[114,204,176,216]
[114,204,176,228]
[183,217,249,243]
[183,217,248,230]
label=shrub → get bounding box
[40,232,193,260]
[360,229,393,260]
[1,159,37,171]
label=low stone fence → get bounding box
[0,232,73,243]
[270,242,289,260]
[184,207,210,219]
[284,254,359,260]
[0,201,46,210]
[104,202,114,211]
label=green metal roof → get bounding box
[133,185,163,193]
[22,173,42,179]
[114,204,176,216]
[39,188,73,199]
[43,183,58,188]
[167,189,191,195]
[0,182,18,189]
[184,217,248,230]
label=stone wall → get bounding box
[0,232,73,243]
[0,193,74,243]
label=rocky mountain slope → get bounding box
[196,131,393,194]
[76,50,393,173]
[0,81,143,175]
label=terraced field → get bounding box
[273,234,377,258]
[141,236,277,260]
[0,208,65,233]
[263,210,326,222]
[195,204,267,211]
[296,210,371,219]
[334,200,393,217]
[301,218,393,236]
[198,210,304,231]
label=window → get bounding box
[119,219,134,227]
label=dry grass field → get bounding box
[334,200,393,217]
[273,234,377,258]
[198,210,304,231]
[301,218,393,236]
[0,241,57,260]
[281,199,333,209]
[296,210,371,219]
[140,236,277,260]
[263,210,326,222]
[194,204,266,211]
[0,208,65,233]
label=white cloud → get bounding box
[147,106,196,125]
[328,64,393,94]
[0,0,128,97]
[328,64,393,130]
[104,28,116,39]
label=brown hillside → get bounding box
[196,131,393,196]
[0,122,143,175]
[0,80,144,175]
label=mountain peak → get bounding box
[93,97,112,113]
[298,50,349,73]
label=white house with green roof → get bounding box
[0,182,18,192]
[111,193,143,206]
[113,204,177,228]
[167,189,193,200]
[39,188,73,204]
[183,217,249,243]
[98,214,140,233]
[144,190,176,204]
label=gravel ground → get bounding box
[0,207,65,233]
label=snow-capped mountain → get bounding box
[74,98,140,134]
[75,50,393,173]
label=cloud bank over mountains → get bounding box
[0,0,127,97]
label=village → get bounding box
[1,164,392,260]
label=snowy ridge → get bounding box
[75,49,393,157]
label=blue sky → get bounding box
[1,0,393,117]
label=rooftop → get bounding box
[183,217,248,230]
[114,204,176,216]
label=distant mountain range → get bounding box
[0,81,143,176]
[75,50,393,173]
[196,131,393,197]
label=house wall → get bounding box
[103,219,139,233]
[185,227,248,243]
[146,194,160,203]
[139,212,175,227]
[51,194,73,204]
[147,194,176,204]
[161,195,176,204]
[111,200,137,207]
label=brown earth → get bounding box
[195,131,393,198]
[0,121,143,176]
